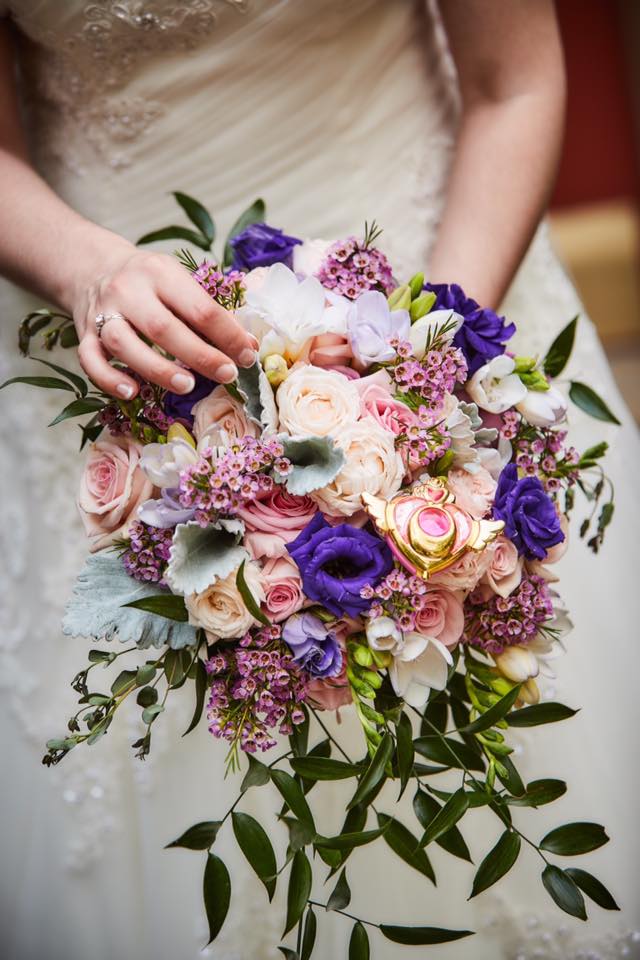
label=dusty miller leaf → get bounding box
[165,519,248,596]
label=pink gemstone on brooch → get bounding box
[417,506,452,538]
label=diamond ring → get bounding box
[95,312,126,338]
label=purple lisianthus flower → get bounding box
[282,612,343,679]
[230,222,302,271]
[163,371,216,426]
[493,463,565,560]
[287,513,393,618]
[424,282,516,376]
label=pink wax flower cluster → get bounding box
[99,373,175,440]
[121,520,173,583]
[501,411,580,495]
[193,260,246,309]
[390,336,468,412]
[463,573,555,655]
[315,235,394,299]
[205,625,307,755]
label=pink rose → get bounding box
[447,467,497,519]
[355,371,421,439]
[483,535,523,597]
[430,546,494,593]
[414,588,464,648]
[191,384,259,445]
[307,333,354,370]
[237,488,318,559]
[261,556,304,622]
[78,434,153,552]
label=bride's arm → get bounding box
[429,0,566,309]
[0,22,256,399]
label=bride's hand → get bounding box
[71,239,258,400]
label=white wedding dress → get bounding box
[1,2,639,959]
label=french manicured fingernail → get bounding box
[216,363,238,383]
[116,383,135,400]
[248,335,259,350]
[170,372,196,394]
[239,348,257,367]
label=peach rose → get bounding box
[307,333,354,369]
[261,555,304,622]
[78,433,153,552]
[310,417,405,517]
[185,562,265,641]
[276,364,360,437]
[483,535,523,597]
[414,588,464,648]
[354,371,421,439]
[447,466,497,519]
[191,385,260,446]
[430,546,494,593]
[237,489,318,559]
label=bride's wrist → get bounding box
[53,223,136,314]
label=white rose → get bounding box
[185,562,265,640]
[276,364,360,437]
[408,309,464,359]
[467,354,528,414]
[516,385,568,427]
[292,238,331,277]
[139,438,198,489]
[310,417,404,517]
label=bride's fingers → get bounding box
[98,316,198,393]
[154,262,258,366]
[78,334,140,399]
[120,294,240,383]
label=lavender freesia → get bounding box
[347,290,410,366]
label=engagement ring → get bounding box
[95,311,125,338]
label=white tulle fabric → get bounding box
[0,2,639,959]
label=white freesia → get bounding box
[292,238,331,277]
[467,354,528,414]
[516,384,568,427]
[139,438,199,488]
[408,309,464,359]
[388,632,453,708]
[236,262,348,362]
[347,290,410,366]
[476,437,513,480]
[493,646,540,683]
[365,616,403,652]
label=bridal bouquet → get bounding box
[5,195,621,955]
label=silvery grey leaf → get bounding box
[165,519,248,596]
[277,434,346,496]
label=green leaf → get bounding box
[172,191,215,243]
[420,789,469,847]
[413,735,485,772]
[289,705,309,757]
[111,669,137,696]
[315,827,386,851]
[88,649,113,664]
[564,868,620,911]
[349,922,370,960]
[347,732,394,810]
[413,789,472,862]
[283,849,312,936]
[376,814,435,884]
[135,663,156,686]
[395,711,414,797]
[459,685,521,734]
[203,853,231,944]
[183,658,208,736]
[470,830,521,898]
[508,778,567,807]
[123,594,189,622]
[495,755,526,797]
[277,949,299,960]
[167,820,222,850]
[301,906,317,960]
[164,648,193,687]
[540,822,609,856]
[223,198,266,266]
[421,694,448,734]
[48,396,105,426]
[327,868,351,911]
[137,225,211,250]
[380,925,474,945]
[241,754,271,791]
[166,519,248,597]
[270,769,315,831]
[289,757,363,781]
[0,375,76,393]
[543,316,578,378]
[236,559,270,626]
[32,357,88,396]
[507,702,578,727]
[569,381,620,425]
[231,812,277,902]
[542,864,587,920]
